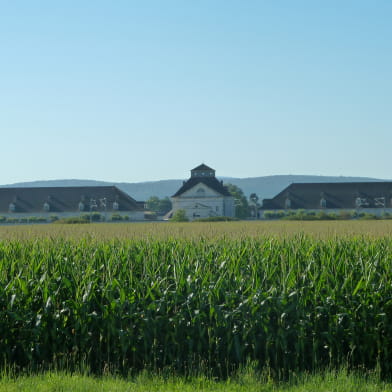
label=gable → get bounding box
[179,182,222,198]
[172,177,232,197]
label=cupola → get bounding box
[191,164,215,178]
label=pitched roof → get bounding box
[191,164,214,171]
[262,182,392,209]
[172,177,232,197]
[0,186,143,213]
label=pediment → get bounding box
[180,182,221,198]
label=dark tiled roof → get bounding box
[262,182,392,209]
[172,177,232,197]
[0,186,143,213]
[191,164,214,171]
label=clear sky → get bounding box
[1,1,391,184]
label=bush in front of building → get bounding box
[54,216,90,224]
[171,209,189,222]
[111,214,129,221]
[81,212,102,222]
[111,213,123,221]
[6,217,19,223]
[357,212,378,220]
[27,216,48,223]
[263,210,286,220]
[194,216,239,222]
[263,210,381,221]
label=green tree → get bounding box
[146,196,160,212]
[158,197,172,214]
[224,183,249,219]
[146,196,172,215]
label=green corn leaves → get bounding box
[0,236,391,378]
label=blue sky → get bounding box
[1,1,391,184]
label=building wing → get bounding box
[0,186,143,213]
[262,182,392,210]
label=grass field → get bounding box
[2,219,392,240]
[1,220,392,389]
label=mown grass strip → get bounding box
[0,369,391,392]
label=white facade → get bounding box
[171,175,235,221]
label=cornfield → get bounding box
[0,235,391,378]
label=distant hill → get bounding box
[1,175,387,201]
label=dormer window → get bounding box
[113,201,119,210]
[9,203,16,213]
[43,202,50,212]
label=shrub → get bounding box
[171,209,189,222]
[6,217,18,223]
[54,216,90,224]
[194,216,239,222]
[358,213,378,220]
[81,212,102,222]
[338,210,354,220]
[111,214,123,221]
[263,211,277,219]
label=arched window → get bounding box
[78,201,85,211]
[43,202,50,212]
[9,203,16,213]
[113,201,119,210]
[196,188,205,196]
[320,198,327,208]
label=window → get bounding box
[320,198,327,208]
[196,188,205,196]
[285,198,291,209]
[113,201,119,210]
[355,197,369,208]
[43,202,50,212]
[78,201,85,211]
[9,203,16,212]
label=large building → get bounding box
[0,186,145,220]
[171,164,235,220]
[262,182,392,215]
